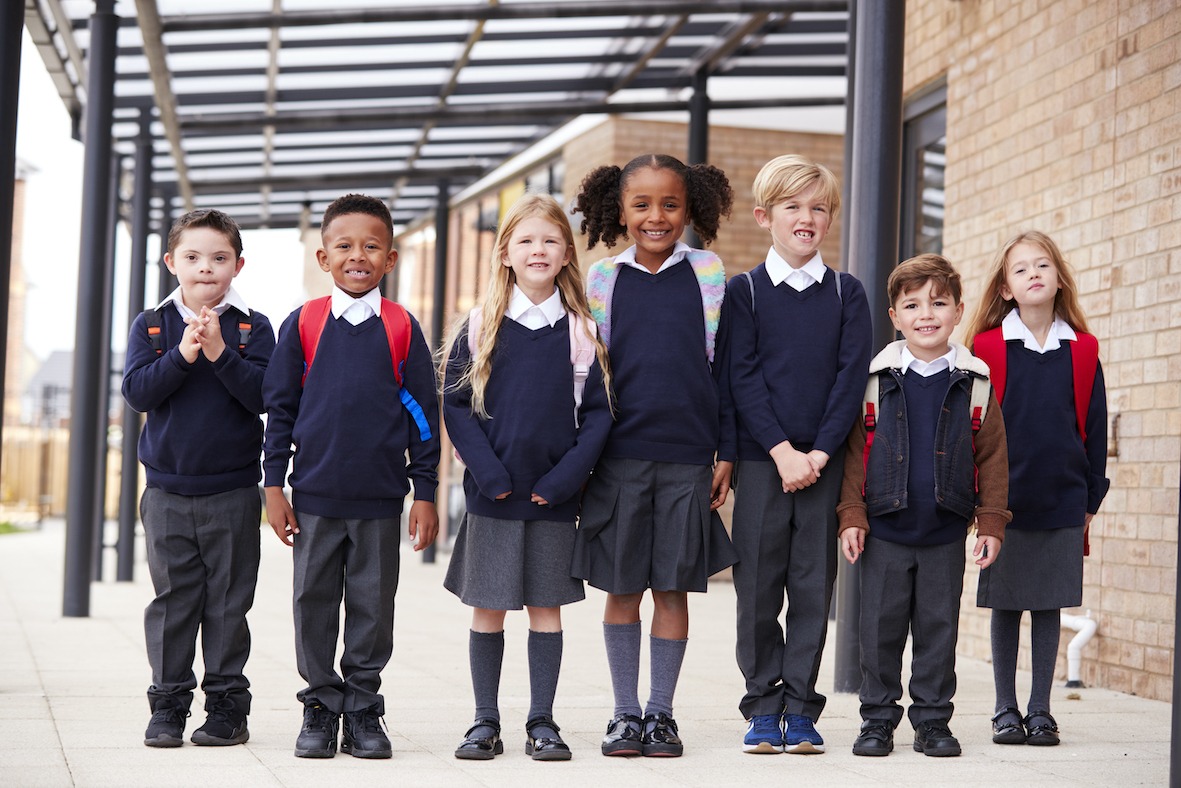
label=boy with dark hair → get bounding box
[123,208,275,748]
[726,154,872,754]
[837,253,1010,758]
[263,193,441,760]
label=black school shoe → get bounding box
[144,700,189,748]
[191,693,249,746]
[525,716,572,761]
[641,712,683,757]
[851,719,894,757]
[913,720,962,757]
[294,703,340,758]
[1023,710,1060,746]
[601,713,644,756]
[991,707,1027,745]
[341,705,393,759]
[455,718,503,760]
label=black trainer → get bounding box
[851,719,894,756]
[144,701,189,748]
[913,719,962,757]
[294,703,340,758]
[341,705,392,759]
[191,693,250,746]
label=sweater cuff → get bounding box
[973,507,1011,541]
[836,501,868,534]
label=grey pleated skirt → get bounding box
[977,525,1084,610]
[444,513,585,610]
[571,456,738,595]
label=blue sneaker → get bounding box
[742,714,784,754]
[783,714,825,754]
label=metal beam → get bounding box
[185,166,487,196]
[23,0,85,120]
[133,0,193,209]
[0,0,23,475]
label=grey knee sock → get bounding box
[527,630,563,740]
[991,609,1022,716]
[1029,609,1061,712]
[645,635,687,718]
[603,621,642,718]
[469,630,504,738]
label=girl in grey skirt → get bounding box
[441,194,613,762]
[968,231,1110,748]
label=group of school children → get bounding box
[122,150,1108,765]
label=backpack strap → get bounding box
[380,298,432,442]
[972,327,1007,405]
[832,267,844,303]
[569,313,597,423]
[1070,332,1099,442]
[235,310,253,356]
[144,309,164,356]
[297,296,333,387]
[686,250,726,363]
[860,374,880,496]
[742,270,755,313]
[585,258,619,347]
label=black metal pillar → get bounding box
[64,0,119,617]
[686,67,710,248]
[0,0,23,468]
[117,113,153,582]
[833,0,905,694]
[92,155,122,581]
[157,185,179,301]
[425,180,449,565]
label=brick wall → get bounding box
[908,0,1180,701]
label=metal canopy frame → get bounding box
[28,0,848,231]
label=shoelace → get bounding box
[305,705,337,732]
[150,706,189,725]
[750,715,781,735]
[205,697,235,723]
[355,709,387,734]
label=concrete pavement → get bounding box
[0,518,1171,786]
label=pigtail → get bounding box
[684,163,734,246]
[574,166,625,250]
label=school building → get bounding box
[385,0,1180,702]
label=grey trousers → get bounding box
[292,511,401,714]
[731,457,840,720]
[142,485,261,710]
[858,535,965,729]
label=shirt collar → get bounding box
[330,286,383,319]
[613,241,692,273]
[155,285,248,320]
[764,247,826,287]
[900,344,957,377]
[507,285,565,326]
[1001,308,1077,353]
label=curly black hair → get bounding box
[572,153,733,249]
[320,193,394,241]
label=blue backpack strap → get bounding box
[380,299,432,442]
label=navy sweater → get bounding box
[1001,342,1109,530]
[869,369,968,546]
[262,305,441,519]
[443,315,612,521]
[122,305,275,496]
[725,264,872,460]
[604,262,732,465]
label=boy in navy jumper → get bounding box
[263,193,441,760]
[122,208,275,748]
[837,254,1010,758]
[726,154,871,754]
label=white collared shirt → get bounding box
[765,248,827,292]
[614,241,692,275]
[506,285,565,330]
[1001,308,1076,353]
[900,345,957,377]
[331,286,382,325]
[156,285,250,321]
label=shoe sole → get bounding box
[601,742,643,756]
[913,742,962,757]
[852,745,892,757]
[992,733,1028,745]
[144,735,183,748]
[784,741,824,754]
[742,741,784,754]
[341,743,392,759]
[294,744,337,758]
[1025,735,1060,747]
[191,730,249,746]
[526,744,572,761]
[641,745,683,757]
[455,741,503,760]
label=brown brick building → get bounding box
[392,0,1179,702]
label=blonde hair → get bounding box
[444,193,612,419]
[965,230,1091,347]
[752,154,841,219]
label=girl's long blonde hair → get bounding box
[443,192,612,419]
[966,230,1091,348]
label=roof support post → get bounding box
[686,66,710,248]
[425,180,450,565]
[92,154,122,582]
[64,0,119,617]
[833,0,905,693]
[118,113,154,582]
[0,0,23,474]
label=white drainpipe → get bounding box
[1060,610,1098,688]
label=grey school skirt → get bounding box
[571,456,737,595]
[444,513,585,610]
[977,525,1084,610]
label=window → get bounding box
[901,83,947,259]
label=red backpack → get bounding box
[297,295,432,441]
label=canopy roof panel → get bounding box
[28,0,848,231]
